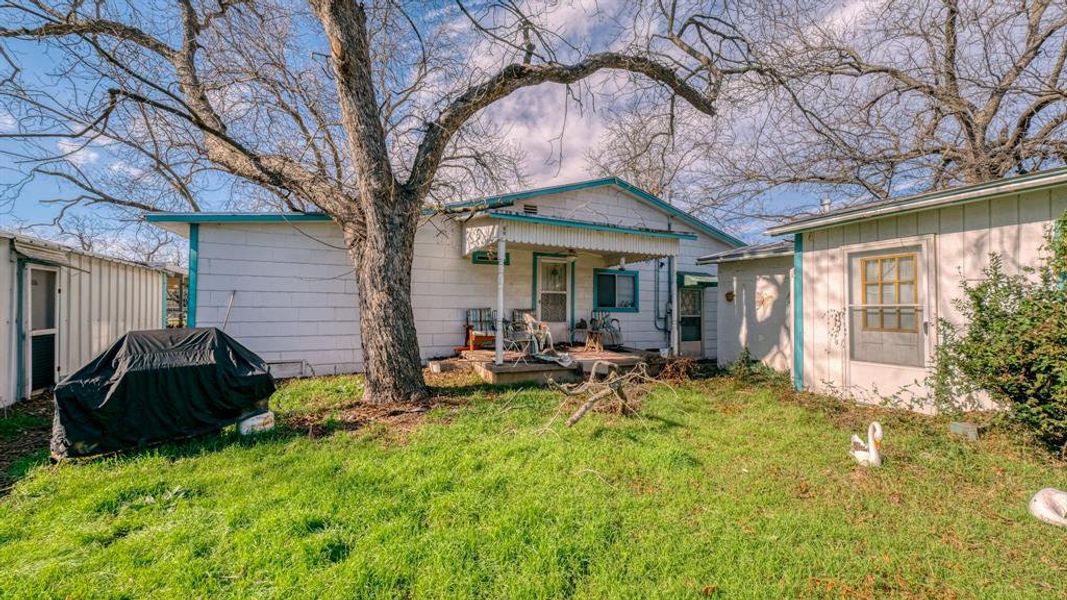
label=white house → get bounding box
[699,167,1067,410]
[146,178,744,377]
[1,232,175,406]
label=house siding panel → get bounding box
[716,256,792,371]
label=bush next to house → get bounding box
[934,212,1067,454]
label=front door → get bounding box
[679,287,703,357]
[29,267,58,391]
[537,258,570,345]
[845,239,934,406]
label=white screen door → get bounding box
[537,259,569,344]
[845,241,934,404]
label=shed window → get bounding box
[860,253,918,332]
[849,248,924,367]
[594,269,638,312]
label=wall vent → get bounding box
[523,204,538,215]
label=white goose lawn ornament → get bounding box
[849,422,883,467]
[1028,488,1067,527]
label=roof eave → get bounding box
[766,167,1067,236]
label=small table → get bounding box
[584,330,604,353]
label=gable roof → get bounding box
[766,166,1067,236]
[144,177,746,247]
[445,177,746,247]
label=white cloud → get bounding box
[109,161,146,178]
[0,110,14,131]
[481,77,612,186]
[56,139,100,166]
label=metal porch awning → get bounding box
[463,211,693,258]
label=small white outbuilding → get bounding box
[700,167,1067,411]
[1,232,177,406]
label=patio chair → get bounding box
[461,308,497,351]
[521,312,554,354]
[502,316,534,364]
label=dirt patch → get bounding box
[283,394,468,439]
[0,394,53,487]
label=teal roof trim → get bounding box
[145,213,332,224]
[483,211,698,240]
[142,177,747,247]
[447,177,746,247]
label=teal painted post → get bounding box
[792,234,804,391]
[188,224,199,327]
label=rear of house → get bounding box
[1,233,174,406]
[147,178,743,377]
[703,167,1067,411]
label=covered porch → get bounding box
[461,209,694,368]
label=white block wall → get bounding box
[191,187,737,375]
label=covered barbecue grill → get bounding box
[51,327,276,458]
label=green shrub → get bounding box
[933,212,1067,454]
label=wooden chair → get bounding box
[460,308,496,351]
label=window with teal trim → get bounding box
[594,269,638,311]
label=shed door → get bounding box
[679,287,703,357]
[29,267,58,391]
[845,243,933,404]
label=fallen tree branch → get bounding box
[549,361,666,427]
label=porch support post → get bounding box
[669,254,679,356]
[495,235,506,366]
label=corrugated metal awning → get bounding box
[13,239,71,267]
[463,212,684,258]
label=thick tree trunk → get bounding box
[340,191,428,405]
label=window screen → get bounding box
[30,269,57,331]
[849,248,924,367]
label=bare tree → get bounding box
[594,0,1067,220]
[1,0,756,403]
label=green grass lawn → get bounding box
[0,372,1064,598]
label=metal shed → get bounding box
[1,232,179,406]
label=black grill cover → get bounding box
[51,328,276,458]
